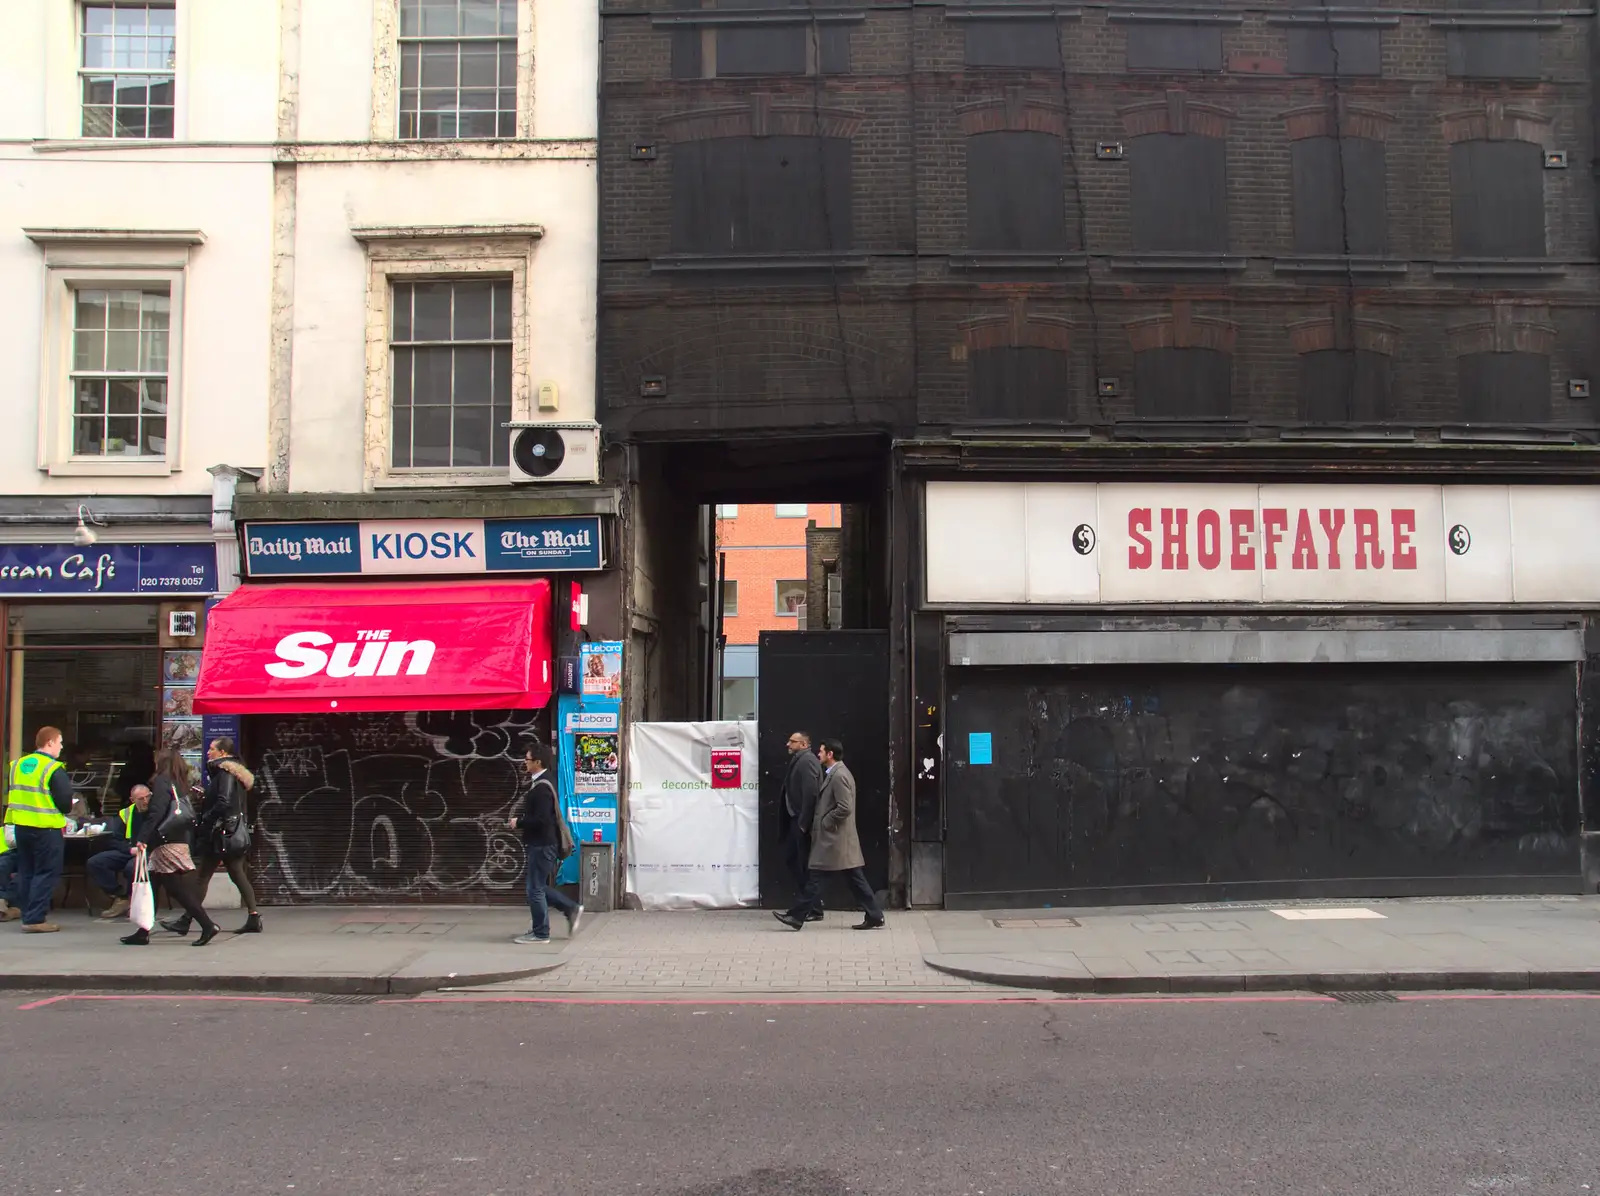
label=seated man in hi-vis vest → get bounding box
[3,726,77,933]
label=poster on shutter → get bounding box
[625,720,758,910]
[709,748,741,789]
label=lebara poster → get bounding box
[579,641,623,698]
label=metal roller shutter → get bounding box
[244,709,549,904]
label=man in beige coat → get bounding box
[775,738,885,931]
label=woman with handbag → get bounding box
[162,737,261,937]
[121,749,220,947]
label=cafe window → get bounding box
[5,603,164,818]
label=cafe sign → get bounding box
[925,482,1600,605]
[0,542,216,597]
[242,516,604,578]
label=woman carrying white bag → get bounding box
[121,752,219,947]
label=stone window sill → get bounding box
[1109,253,1248,273]
[1274,256,1408,276]
[1431,259,1567,278]
[652,252,869,274]
[948,251,1089,272]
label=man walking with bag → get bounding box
[775,738,885,932]
[4,726,75,934]
[773,730,825,927]
[508,736,581,945]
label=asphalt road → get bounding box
[2,993,1596,1196]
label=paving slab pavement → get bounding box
[5,896,1598,996]
[0,905,577,994]
[920,896,1600,992]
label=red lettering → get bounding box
[1128,508,1153,570]
[1318,509,1346,569]
[1230,509,1255,570]
[1391,509,1417,570]
[1196,509,1222,570]
[1161,508,1190,570]
[1262,508,1288,570]
[1354,509,1384,569]
[1291,509,1319,570]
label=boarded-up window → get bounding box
[1131,134,1227,253]
[672,136,853,254]
[1292,137,1387,255]
[964,20,1059,68]
[1450,140,1544,257]
[1288,27,1381,75]
[969,347,1072,420]
[671,0,849,78]
[1126,24,1223,72]
[1446,0,1541,79]
[1299,350,1394,422]
[1447,32,1539,78]
[967,131,1068,251]
[1133,347,1232,417]
[1458,352,1551,423]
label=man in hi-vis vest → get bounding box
[3,726,76,933]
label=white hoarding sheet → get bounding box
[625,720,759,910]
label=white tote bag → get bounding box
[128,852,155,932]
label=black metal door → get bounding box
[758,631,890,910]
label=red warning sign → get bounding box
[709,748,742,790]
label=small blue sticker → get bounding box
[969,732,992,766]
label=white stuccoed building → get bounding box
[0,2,612,908]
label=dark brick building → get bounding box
[600,0,1600,908]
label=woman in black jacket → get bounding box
[121,749,220,947]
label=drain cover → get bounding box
[312,993,384,1005]
[1324,991,1399,1004]
[991,917,1081,929]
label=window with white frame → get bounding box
[398,0,518,140]
[774,503,808,518]
[71,287,170,458]
[721,579,739,616]
[80,2,175,139]
[775,579,806,616]
[390,278,513,470]
[715,503,739,518]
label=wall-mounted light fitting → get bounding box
[1545,150,1568,169]
[639,375,668,398]
[631,143,658,161]
[1097,377,1122,397]
[1569,378,1590,399]
[1096,142,1125,161]
[73,504,105,547]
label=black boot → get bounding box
[193,921,220,947]
[120,928,149,945]
[237,912,263,934]
[161,916,191,936]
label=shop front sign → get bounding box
[242,517,603,578]
[0,542,216,596]
[926,482,1600,605]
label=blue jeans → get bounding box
[87,846,135,898]
[524,843,578,940]
[13,825,65,926]
[0,848,15,906]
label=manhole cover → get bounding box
[312,993,384,1005]
[1324,991,1398,1004]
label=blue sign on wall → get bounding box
[243,521,361,576]
[241,516,603,578]
[0,543,216,596]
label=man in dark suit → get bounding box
[776,738,885,931]
[774,730,825,925]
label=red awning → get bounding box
[194,580,554,715]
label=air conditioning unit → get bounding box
[507,422,599,484]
